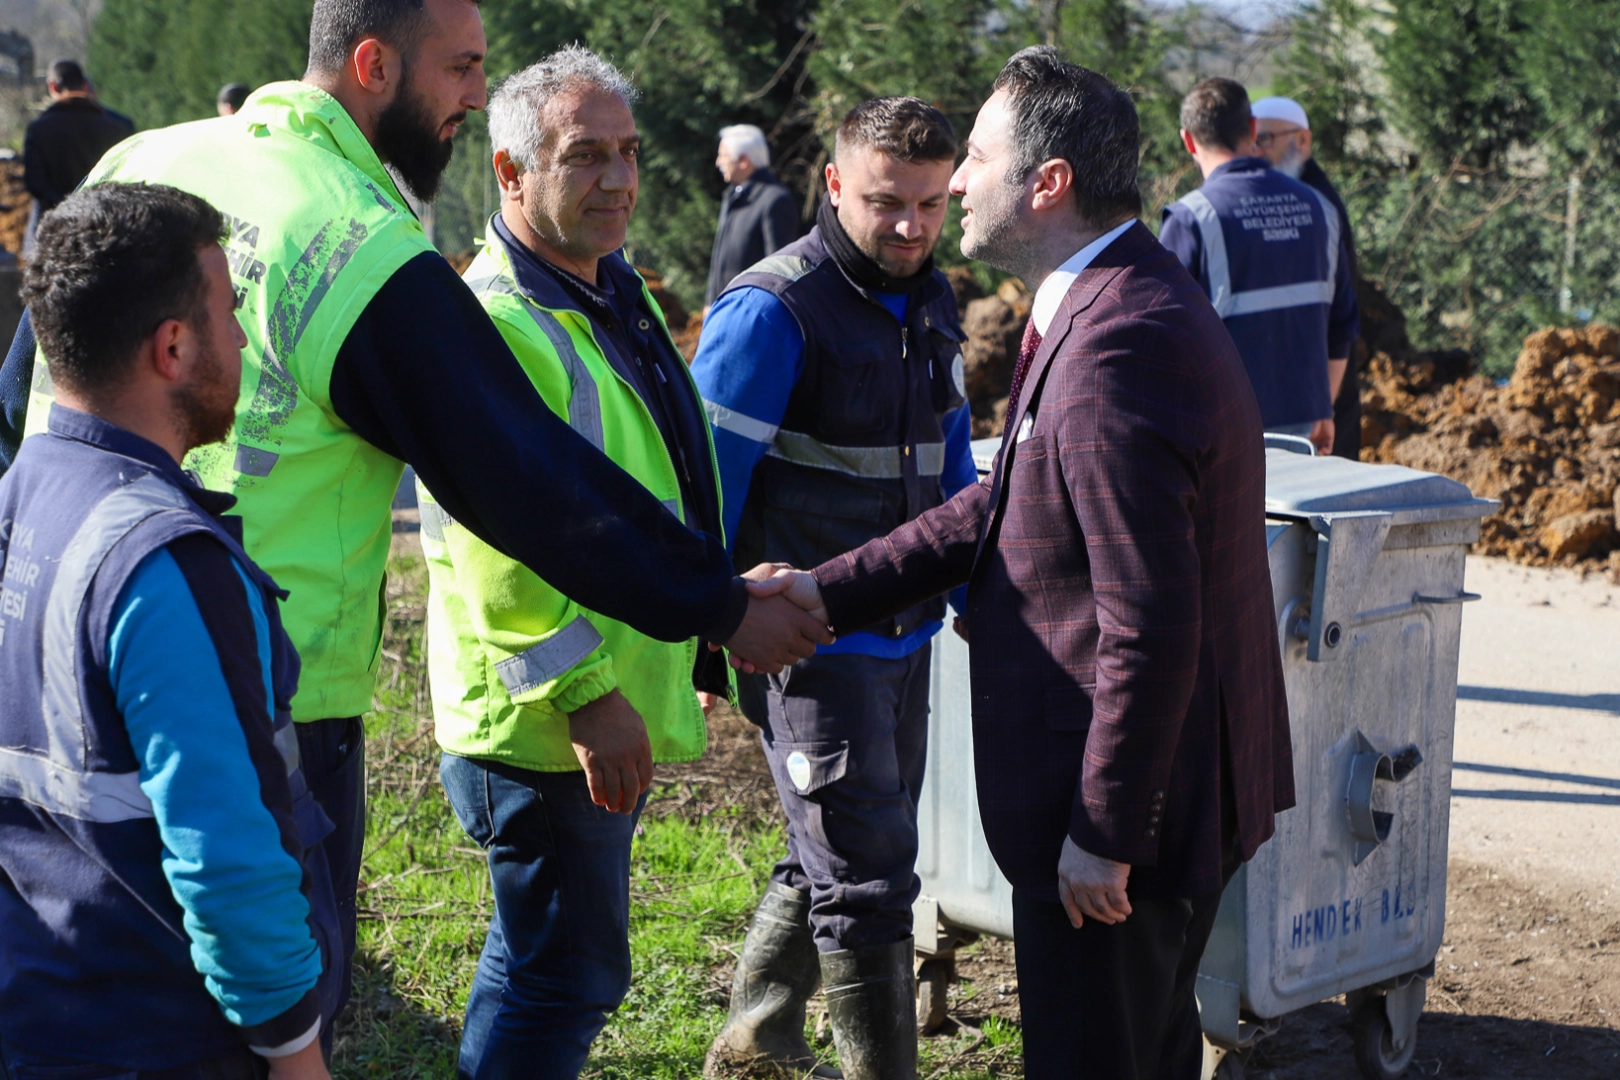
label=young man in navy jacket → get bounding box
[0,184,339,1078]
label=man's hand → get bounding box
[265,1037,331,1080]
[720,564,833,674]
[569,690,653,814]
[952,616,970,643]
[1309,417,1335,456]
[697,691,721,717]
[1057,836,1132,929]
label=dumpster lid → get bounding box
[1265,448,1496,521]
[971,437,1000,473]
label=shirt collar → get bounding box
[45,403,236,515]
[1030,218,1138,335]
[1207,155,1272,183]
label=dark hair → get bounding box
[48,60,86,91]
[306,0,481,75]
[1180,78,1251,153]
[23,183,227,396]
[991,46,1142,225]
[217,82,250,110]
[835,96,957,164]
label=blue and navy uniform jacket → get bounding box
[692,225,975,657]
[0,406,340,1068]
[1159,156,1360,428]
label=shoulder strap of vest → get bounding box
[740,253,816,284]
[1177,189,1232,316]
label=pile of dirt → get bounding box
[949,267,1030,439]
[1363,322,1620,568]
[0,158,28,256]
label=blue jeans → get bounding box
[440,754,646,1080]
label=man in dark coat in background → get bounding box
[703,123,800,311]
[23,60,134,217]
[1253,95,1363,460]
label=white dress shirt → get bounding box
[1029,219,1138,336]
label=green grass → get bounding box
[332,552,1018,1078]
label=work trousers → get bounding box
[738,645,931,953]
[295,715,367,1036]
[0,1041,267,1080]
[1011,877,1229,1080]
[440,754,646,1080]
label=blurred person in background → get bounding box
[702,123,800,313]
[218,82,252,116]
[1161,78,1358,456]
[21,60,134,249]
[1252,95,1364,460]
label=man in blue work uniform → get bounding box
[693,97,974,1080]
[0,184,339,1077]
[1160,78,1359,456]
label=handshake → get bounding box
[717,563,832,674]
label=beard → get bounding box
[961,173,1030,277]
[1274,142,1308,179]
[173,337,239,451]
[374,72,461,203]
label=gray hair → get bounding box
[719,124,770,168]
[488,45,639,172]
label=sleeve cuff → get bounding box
[551,658,617,714]
[243,988,321,1058]
[703,577,751,645]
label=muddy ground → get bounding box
[673,704,1620,1079]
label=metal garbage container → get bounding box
[913,437,1497,1080]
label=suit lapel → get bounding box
[972,223,1156,565]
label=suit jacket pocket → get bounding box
[1044,685,1094,732]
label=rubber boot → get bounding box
[820,938,918,1080]
[705,882,842,1078]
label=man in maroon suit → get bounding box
[753,48,1294,1078]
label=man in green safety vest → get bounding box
[2,0,831,1024]
[421,46,736,1077]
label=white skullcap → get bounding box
[1251,96,1309,129]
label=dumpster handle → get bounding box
[1346,731,1424,866]
[1413,591,1481,605]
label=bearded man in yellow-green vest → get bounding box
[0,0,832,1030]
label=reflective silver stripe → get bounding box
[1225,280,1337,317]
[493,615,605,696]
[521,305,605,452]
[1178,190,1231,314]
[419,498,454,543]
[0,745,151,823]
[743,254,815,283]
[466,268,607,450]
[10,476,191,822]
[272,715,301,778]
[704,399,780,444]
[766,432,947,479]
[917,442,946,478]
[1178,188,1338,319]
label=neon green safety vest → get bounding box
[24,83,436,722]
[419,219,721,771]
